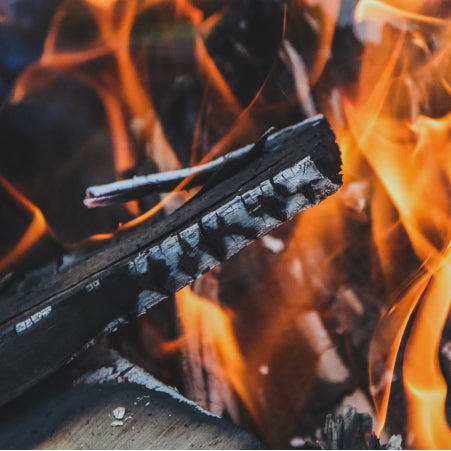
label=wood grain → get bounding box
[0,349,264,449]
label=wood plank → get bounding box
[0,114,342,406]
[0,348,264,449]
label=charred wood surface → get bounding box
[323,406,402,450]
[0,115,342,406]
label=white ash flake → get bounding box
[110,420,124,427]
[441,341,451,361]
[112,407,125,420]
[15,306,52,335]
[261,235,285,254]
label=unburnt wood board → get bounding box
[0,348,264,450]
[0,114,342,406]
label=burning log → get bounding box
[0,115,342,406]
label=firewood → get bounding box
[0,115,342,406]
[0,346,264,450]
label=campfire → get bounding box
[1,0,451,449]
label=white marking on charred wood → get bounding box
[15,318,32,335]
[134,252,149,274]
[137,290,165,316]
[85,279,101,292]
[30,306,52,324]
[102,317,127,335]
[15,306,52,335]
[124,156,340,305]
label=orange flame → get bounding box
[0,176,51,275]
[403,245,451,448]
[336,0,451,446]
[176,285,255,420]
[12,0,181,179]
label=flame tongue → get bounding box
[348,1,451,446]
[0,176,50,276]
[403,251,451,449]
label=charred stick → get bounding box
[0,115,342,406]
[84,126,275,208]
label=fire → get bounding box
[2,0,260,247]
[340,0,451,447]
[175,285,255,421]
[403,246,451,449]
[3,0,451,447]
[0,176,51,276]
[12,0,180,176]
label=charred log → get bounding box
[0,115,342,406]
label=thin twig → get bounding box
[84,125,285,208]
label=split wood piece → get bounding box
[0,114,342,407]
[0,347,264,449]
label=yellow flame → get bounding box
[346,0,451,445]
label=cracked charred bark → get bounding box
[0,115,342,406]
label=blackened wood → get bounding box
[0,115,342,406]
[323,406,402,450]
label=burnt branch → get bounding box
[84,126,275,208]
[0,115,342,406]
